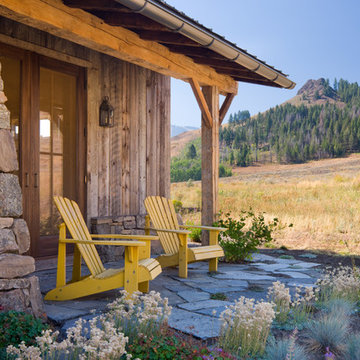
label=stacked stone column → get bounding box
[0,62,44,318]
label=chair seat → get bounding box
[94,258,161,281]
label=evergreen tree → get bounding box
[186,144,197,159]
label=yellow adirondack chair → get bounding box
[45,196,161,301]
[144,196,226,278]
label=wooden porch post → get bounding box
[201,86,219,245]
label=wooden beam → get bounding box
[192,57,248,70]
[231,76,281,87]
[189,79,213,128]
[219,93,235,124]
[201,86,219,245]
[0,0,238,94]
[137,31,200,46]
[64,0,127,11]
[165,44,225,59]
[90,11,170,31]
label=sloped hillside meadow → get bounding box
[171,154,360,255]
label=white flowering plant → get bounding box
[291,286,316,324]
[267,281,316,326]
[7,317,130,360]
[106,290,172,343]
[219,296,275,358]
[6,290,170,360]
[267,281,291,324]
[315,265,360,303]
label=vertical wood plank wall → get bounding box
[0,17,171,221]
[87,52,171,219]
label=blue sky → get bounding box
[167,0,360,127]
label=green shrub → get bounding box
[186,222,201,243]
[172,199,183,213]
[0,311,48,350]
[127,327,235,359]
[210,293,228,301]
[214,210,279,262]
[219,164,232,178]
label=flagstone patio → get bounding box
[35,251,322,339]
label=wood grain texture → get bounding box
[201,86,219,245]
[86,53,171,218]
[0,0,237,94]
[0,17,171,233]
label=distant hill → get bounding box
[171,128,201,157]
[285,78,344,107]
[171,125,199,137]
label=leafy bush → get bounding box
[219,164,232,178]
[127,328,235,360]
[214,210,279,262]
[172,199,183,213]
[186,222,201,242]
[0,311,48,349]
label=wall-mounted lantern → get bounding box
[99,96,114,127]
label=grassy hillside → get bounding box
[171,154,360,255]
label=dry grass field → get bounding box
[171,154,360,255]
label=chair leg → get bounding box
[138,281,149,293]
[71,246,82,282]
[178,234,188,278]
[124,247,139,296]
[209,258,218,272]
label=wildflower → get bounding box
[324,347,335,359]
[219,296,275,357]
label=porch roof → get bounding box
[64,0,295,90]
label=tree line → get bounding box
[171,138,232,183]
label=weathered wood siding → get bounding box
[0,17,171,220]
[87,52,171,218]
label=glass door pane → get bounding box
[39,68,76,236]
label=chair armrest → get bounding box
[145,227,190,235]
[91,234,159,241]
[59,239,146,247]
[180,225,227,232]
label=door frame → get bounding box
[0,42,87,257]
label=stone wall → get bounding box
[0,62,45,318]
[91,215,162,262]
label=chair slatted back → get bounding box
[54,196,105,276]
[144,196,180,255]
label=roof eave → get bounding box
[115,0,296,89]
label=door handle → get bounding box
[25,173,29,187]
[34,173,39,188]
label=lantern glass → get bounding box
[99,96,114,127]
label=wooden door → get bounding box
[0,44,86,257]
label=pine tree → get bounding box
[186,144,197,159]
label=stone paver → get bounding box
[35,251,322,340]
[213,271,277,281]
[168,308,221,339]
[177,290,210,302]
[178,299,232,311]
